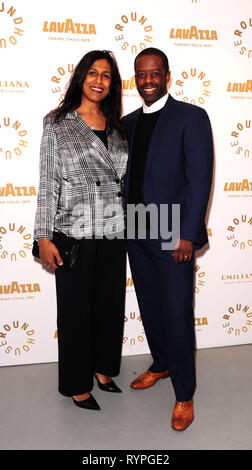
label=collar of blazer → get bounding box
[65,110,120,176]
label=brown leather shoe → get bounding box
[171,399,194,431]
[130,370,169,389]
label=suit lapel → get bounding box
[124,107,142,195]
[70,111,118,176]
[144,95,175,175]
[125,95,177,196]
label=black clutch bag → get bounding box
[32,231,79,271]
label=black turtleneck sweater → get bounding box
[128,108,162,205]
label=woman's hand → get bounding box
[38,238,63,270]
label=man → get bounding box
[122,48,213,431]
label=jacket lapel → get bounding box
[69,111,119,176]
[144,95,175,175]
[124,107,142,195]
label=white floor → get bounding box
[1,344,252,451]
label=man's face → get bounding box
[135,55,170,106]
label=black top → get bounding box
[128,108,162,233]
[93,129,108,149]
[128,109,161,205]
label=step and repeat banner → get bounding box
[0,0,251,366]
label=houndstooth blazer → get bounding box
[34,111,128,240]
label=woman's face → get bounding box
[82,58,112,104]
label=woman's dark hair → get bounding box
[49,50,124,137]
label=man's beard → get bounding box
[137,80,167,105]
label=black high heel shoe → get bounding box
[95,375,122,393]
[72,393,101,410]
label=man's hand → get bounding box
[172,239,193,264]
[38,238,63,270]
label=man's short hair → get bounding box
[134,47,169,74]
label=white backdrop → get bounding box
[0,0,251,366]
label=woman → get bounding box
[34,50,128,410]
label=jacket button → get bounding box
[117,191,122,197]
[96,181,101,186]
[116,178,120,184]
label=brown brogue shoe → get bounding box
[130,370,169,389]
[171,399,194,431]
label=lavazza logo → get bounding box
[194,316,208,332]
[42,17,96,43]
[114,12,153,55]
[224,178,252,197]
[0,116,28,160]
[0,3,23,49]
[50,63,74,104]
[233,18,252,59]
[222,303,252,338]
[226,214,252,250]
[174,68,211,106]
[122,75,139,99]
[0,222,32,262]
[0,281,41,300]
[126,276,134,293]
[230,119,251,159]
[0,321,36,358]
[0,183,37,205]
[169,24,218,48]
[227,79,252,100]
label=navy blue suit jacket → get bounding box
[122,94,213,249]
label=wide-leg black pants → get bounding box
[55,238,126,396]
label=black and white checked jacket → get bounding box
[34,111,128,240]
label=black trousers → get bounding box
[127,238,196,402]
[55,238,126,396]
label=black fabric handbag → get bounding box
[32,231,79,271]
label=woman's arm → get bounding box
[34,117,63,270]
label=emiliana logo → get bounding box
[0,116,28,160]
[233,18,252,59]
[114,12,153,54]
[0,222,32,261]
[174,68,211,106]
[230,119,251,159]
[221,272,252,285]
[0,321,36,358]
[0,80,29,94]
[50,64,75,104]
[169,25,218,47]
[222,303,252,338]
[0,3,23,48]
[226,214,252,250]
